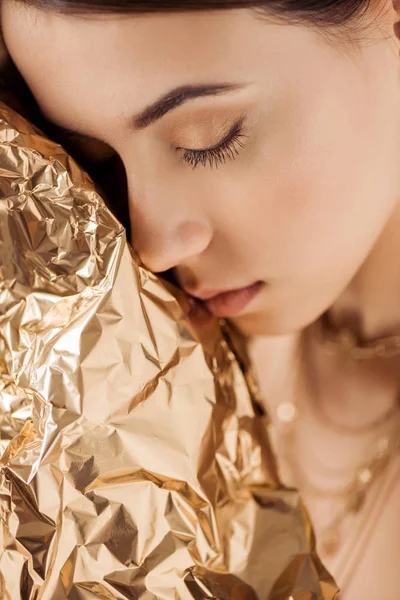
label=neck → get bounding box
[326,199,400,344]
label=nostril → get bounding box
[175,265,200,295]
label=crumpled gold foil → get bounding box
[0,101,339,600]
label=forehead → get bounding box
[1,3,324,132]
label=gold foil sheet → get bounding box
[0,101,339,599]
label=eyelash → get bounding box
[177,118,248,170]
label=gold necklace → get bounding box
[275,319,400,558]
[318,312,400,360]
[307,318,400,436]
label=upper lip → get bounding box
[189,289,232,301]
[185,285,255,301]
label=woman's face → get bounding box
[3,1,400,336]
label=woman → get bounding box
[1,0,400,597]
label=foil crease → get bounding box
[0,101,339,599]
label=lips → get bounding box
[192,281,265,318]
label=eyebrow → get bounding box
[53,82,248,142]
[129,82,247,130]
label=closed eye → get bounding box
[51,117,248,169]
[177,116,248,170]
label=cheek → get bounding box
[217,130,389,281]
[226,69,400,274]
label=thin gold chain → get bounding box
[305,318,400,436]
[318,312,400,360]
[275,322,400,558]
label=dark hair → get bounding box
[15,0,376,34]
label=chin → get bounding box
[231,308,320,339]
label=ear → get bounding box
[371,0,399,22]
[366,0,400,44]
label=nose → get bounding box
[129,190,213,274]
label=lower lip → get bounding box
[202,281,265,318]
